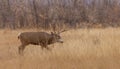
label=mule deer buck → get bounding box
[18,30,66,55]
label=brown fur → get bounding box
[18,32,63,55]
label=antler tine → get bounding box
[51,23,57,33]
[58,30,68,34]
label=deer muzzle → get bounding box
[58,39,64,43]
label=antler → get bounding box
[58,30,68,34]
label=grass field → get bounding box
[0,28,120,69]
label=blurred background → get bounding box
[0,0,120,29]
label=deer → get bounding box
[18,30,66,55]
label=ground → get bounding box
[0,28,120,69]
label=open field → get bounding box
[0,28,120,69]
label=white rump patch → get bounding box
[18,33,21,36]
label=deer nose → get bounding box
[58,39,64,43]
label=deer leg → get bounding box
[44,45,51,50]
[44,42,51,50]
[40,42,51,50]
[18,44,26,55]
[40,45,49,50]
[41,46,44,50]
[39,43,45,50]
[45,46,49,50]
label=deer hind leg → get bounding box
[18,44,27,55]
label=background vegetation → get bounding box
[0,0,120,29]
[0,0,120,69]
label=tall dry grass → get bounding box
[0,28,120,69]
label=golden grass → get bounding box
[0,28,120,69]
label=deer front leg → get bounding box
[40,41,51,50]
[44,44,51,50]
[45,46,50,50]
[40,44,50,50]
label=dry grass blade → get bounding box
[0,28,120,69]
